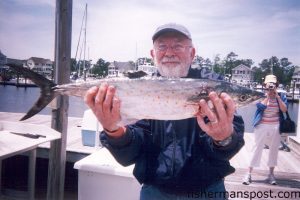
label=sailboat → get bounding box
[72,3,90,82]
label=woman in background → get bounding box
[243,75,287,185]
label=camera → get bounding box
[266,82,276,90]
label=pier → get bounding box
[1,111,300,199]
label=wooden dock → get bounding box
[0,112,95,162]
[1,111,300,172]
[227,132,300,200]
[1,112,300,199]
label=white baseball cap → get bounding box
[152,23,192,42]
[264,75,277,84]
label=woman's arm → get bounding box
[276,93,287,112]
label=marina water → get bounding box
[0,85,298,133]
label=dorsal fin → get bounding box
[123,70,148,79]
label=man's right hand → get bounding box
[84,83,125,138]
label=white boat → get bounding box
[254,84,264,92]
[137,64,157,76]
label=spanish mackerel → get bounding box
[7,64,264,123]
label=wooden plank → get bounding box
[225,168,300,200]
[0,112,96,156]
[230,132,300,174]
[0,121,61,199]
[47,0,73,200]
[0,121,61,159]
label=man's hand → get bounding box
[196,92,235,141]
[84,83,124,138]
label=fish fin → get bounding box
[7,63,58,121]
[20,89,57,121]
[123,70,148,79]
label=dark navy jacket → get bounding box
[100,68,245,192]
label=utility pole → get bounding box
[47,1,72,200]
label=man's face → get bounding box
[151,32,195,78]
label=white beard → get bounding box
[158,64,189,78]
[156,58,190,78]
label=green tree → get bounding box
[193,55,204,68]
[252,66,265,84]
[280,57,295,85]
[91,58,110,77]
[204,58,212,68]
[224,52,238,75]
[256,56,295,86]
[70,58,77,72]
[212,54,224,74]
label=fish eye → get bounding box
[239,95,248,102]
[200,89,209,95]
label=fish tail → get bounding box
[7,63,58,121]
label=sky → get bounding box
[0,0,299,67]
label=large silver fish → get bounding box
[7,64,264,123]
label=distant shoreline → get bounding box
[0,81,37,87]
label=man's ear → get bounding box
[190,47,196,60]
[150,49,155,59]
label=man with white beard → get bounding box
[84,23,245,200]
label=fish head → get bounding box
[230,89,265,107]
[215,82,265,107]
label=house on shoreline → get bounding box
[107,61,135,77]
[231,64,254,87]
[25,57,53,78]
[0,50,54,80]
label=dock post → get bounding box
[0,159,2,196]
[47,0,72,200]
[28,149,36,200]
[297,102,300,140]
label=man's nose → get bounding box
[164,46,176,56]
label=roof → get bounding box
[232,64,253,71]
[0,50,6,58]
[293,67,300,74]
[28,57,53,64]
[6,58,25,65]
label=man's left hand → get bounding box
[196,92,235,141]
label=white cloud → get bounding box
[0,0,299,66]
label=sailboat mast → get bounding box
[83,3,87,81]
[74,4,86,77]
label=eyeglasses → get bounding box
[156,44,192,53]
